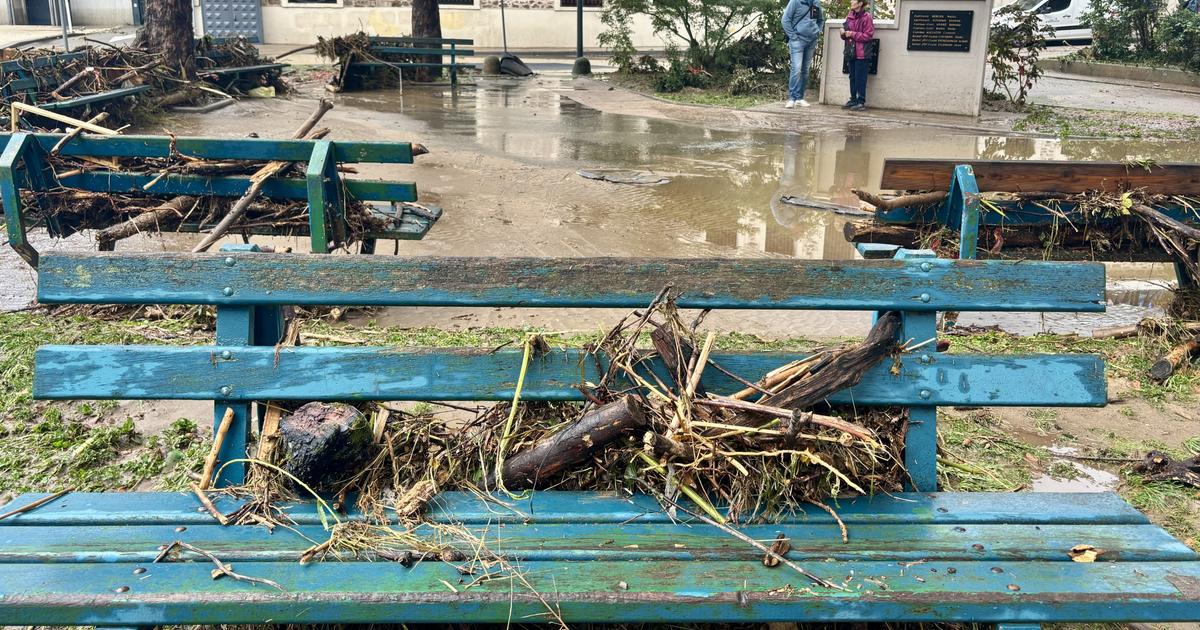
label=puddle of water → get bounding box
[1033,447,1121,493]
[3,76,1193,337]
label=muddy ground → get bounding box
[0,71,1197,562]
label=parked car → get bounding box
[994,0,1093,42]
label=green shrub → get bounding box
[1084,0,1165,60]
[988,4,1053,106]
[598,4,638,73]
[1157,7,1200,72]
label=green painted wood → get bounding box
[55,172,416,203]
[0,134,414,164]
[0,491,1151,526]
[213,304,253,487]
[369,47,476,56]
[305,140,333,253]
[199,63,288,77]
[32,346,1107,407]
[35,254,1107,312]
[3,560,1200,624]
[0,522,1191,564]
[38,86,151,111]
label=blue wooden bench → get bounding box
[342,36,475,89]
[0,132,438,266]
[853,158,1200,290]
[0,53,152,120]
[2,250,1200,625]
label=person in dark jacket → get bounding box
[840,0,875,111]
[781,0,825,108]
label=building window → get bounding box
[439,0,475,5]
[281,0,341,6]
[560,0,603,7]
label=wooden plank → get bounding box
[3,560,1200,624]
[35,254,1107,312]
[57,172,417,203]
[0,522,1191,563]
[32,346,1107,407]
[881,158,1200,194]
[0,491,1151,526]
[0,133,414,163]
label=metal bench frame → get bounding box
[0,132,437,266]
[1,53,152,116]
[4,249,1200,625]
[346,37,476,87]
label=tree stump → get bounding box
[279,402,374,490]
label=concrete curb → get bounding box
[1038,58,1200,90]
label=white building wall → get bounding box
[68,0,133,25]
[820,0,995,116]
[261,5,662,48]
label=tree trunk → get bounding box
[411,0,442,82]
[138,0,196,80]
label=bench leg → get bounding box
[360,238,377,255]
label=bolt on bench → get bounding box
[3,250,1200,625]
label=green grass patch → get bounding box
[938,410,1046,491]
[1014,105,1200,140]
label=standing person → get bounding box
[781,0,825,108]
[841,0,875,111]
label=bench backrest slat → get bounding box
[34,345,1108,407]
[882,158,1200,194]
[58,172,417,203]
[37,254,1107,312]
[0,134,414,164]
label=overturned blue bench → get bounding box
[2,250,1199,625]
[0,132,438,266]
[850,158,1200,292]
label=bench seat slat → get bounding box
[2,522,1191,564]
[0,492,1151,526]
[0,133,415,163]
[4,559,1200,624]
[363,47,476,55]
[33,346,1107,407]
[199,63,288,76]
[37,86,152,110]
[36,254,1106,312]
[57,172,417,203]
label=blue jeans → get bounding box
[788,38,817,101]
[849,58,869,104]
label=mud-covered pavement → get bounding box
[1,73,1191,337]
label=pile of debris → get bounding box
[0,38,288,129]
[18,99,399,253]
[213,295,910,566]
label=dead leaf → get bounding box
[1068,544,1104,562]
[763,533,791,567]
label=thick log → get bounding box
[650,324,702,395]
[852,189,947,211]
[752,311,901,415]
[1149,334,1200,382]
[96,196,195,246]
[882,159,1200,195]
[496,396,646,489]
[279,402,374,490]
[843,220,921,248]
[1132,204,1200,243]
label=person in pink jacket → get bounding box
[840,0,875,111]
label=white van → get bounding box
[995,0,1093,42]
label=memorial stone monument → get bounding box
[819,0,995,115]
